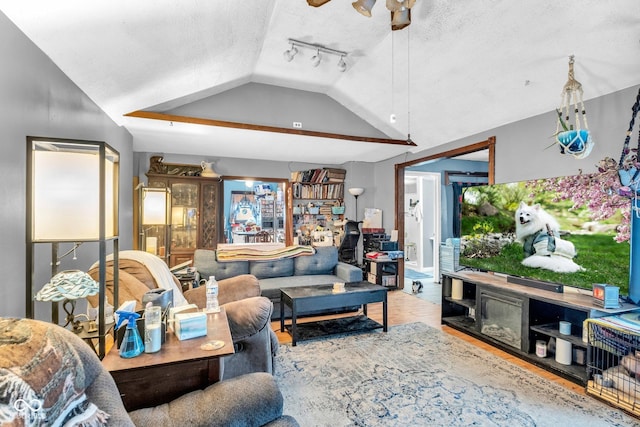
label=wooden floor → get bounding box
[270,288,585,395]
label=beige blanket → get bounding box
[216,245,315,262]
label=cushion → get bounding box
[194,249,249,280]
[294,246,338,276]
[87,268,150,312]
[0,318,109,425]
[250,258,294,279]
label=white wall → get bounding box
[0,12,133,319]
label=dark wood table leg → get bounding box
[280,293,285,333]
[383,293,388,332]
[291,300,297,346]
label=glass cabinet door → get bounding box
[170,182,199,254]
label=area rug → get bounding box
[274,323,640,427]
[404,268,432,280]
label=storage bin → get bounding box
[331,206,345,214]
[308,207,319,214]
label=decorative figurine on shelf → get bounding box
[200,160,220,178]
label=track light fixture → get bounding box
[337,56,347,72]
[283,44,298,62]
[311,50,322,67]
[284,39,348,72]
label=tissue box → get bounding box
[174,311,207,340]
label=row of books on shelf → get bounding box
[290,168,346,184]
[292,182,344,199]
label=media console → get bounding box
[441,270,639,385]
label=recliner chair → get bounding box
[0,317,298,426]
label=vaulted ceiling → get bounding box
[1,1,639,164]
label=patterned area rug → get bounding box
[274,322,640,427]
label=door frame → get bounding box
[404,171,440,273]
[394,136,496,289]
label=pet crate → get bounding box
[586,316,640,417]
[440,243,460,274]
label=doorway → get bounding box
[222,177,290,245]
[404,172,440,275]
[394,137,496,295]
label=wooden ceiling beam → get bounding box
[125,110,415,147]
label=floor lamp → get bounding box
[348,187,365,220]
[26,137,120,359]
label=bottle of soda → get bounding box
[205,276,220,313]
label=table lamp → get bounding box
[35,270,100,333]
[140,186,169,257]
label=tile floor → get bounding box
[402,267,442,305]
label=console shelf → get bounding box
[443,297,475,310]
[529,323,586,348]
[441,270,639,385]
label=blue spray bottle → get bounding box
[116,310,144,358]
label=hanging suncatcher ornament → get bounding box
[554,55,594,159]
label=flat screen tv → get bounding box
[459,172,631,295]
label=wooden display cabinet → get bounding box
[146,158,223,267]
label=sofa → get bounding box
[87,250,278,380]
[0,317,298,426]
[194,246,363,319]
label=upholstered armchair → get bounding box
[87,250,279,380]
[183,275,279,379]
[0,317,298,426]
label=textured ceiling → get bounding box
[1,0,639,163]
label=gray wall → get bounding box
[0,12,133,320]
[374,84,640,233]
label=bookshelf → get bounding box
[291,168,346,244]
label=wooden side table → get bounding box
[102,308,234,411]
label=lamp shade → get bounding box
[391,8,411,30]
[29,138,119,241]
[307,0,332,6]
[35,270,99,302]
[348,187,365,196]
[142,188,168,225]
[352,0,376,17]
[386,0,415,11]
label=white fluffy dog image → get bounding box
[515,201,584,273]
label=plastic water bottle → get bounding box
[205,276,220,313]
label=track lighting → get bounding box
[283,39,348,72]
[337,56,347,72]
[283,44,298,62]
[311,50,322,67]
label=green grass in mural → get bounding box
[461,234,631,294]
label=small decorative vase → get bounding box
[556,129,592,158]
[200,161,220,178]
